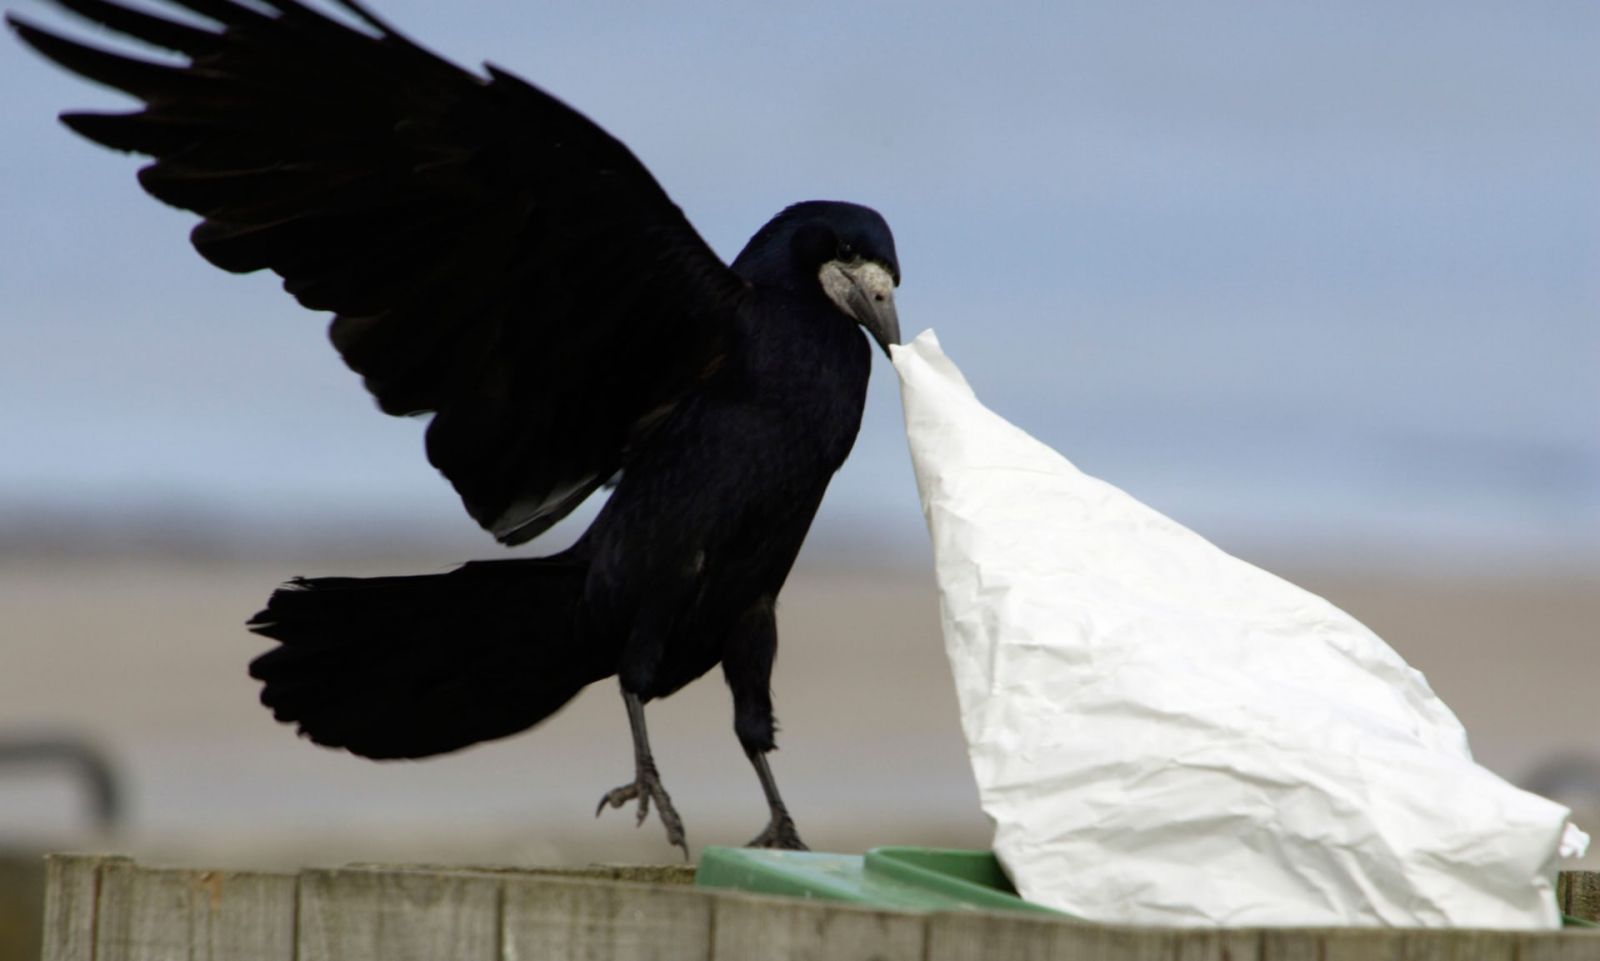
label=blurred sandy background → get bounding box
[2,548,1595,870]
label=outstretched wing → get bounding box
[10,0,747,544]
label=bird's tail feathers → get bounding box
[247,555,609,759]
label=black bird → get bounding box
[11,0,902,854]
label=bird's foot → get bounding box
[596,763,689,859]
[746,808,808,850]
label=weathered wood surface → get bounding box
[352,862,699,886]
[1561,871,1600,924]
[41,852,118,961]
[41,855,1600,961]
[94,861,297,961]
[503,872,711,961]
[713,889,927,960]
[0,850,49,961]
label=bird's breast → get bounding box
[729,295,873,467]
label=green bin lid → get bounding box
[695,846,1072,918]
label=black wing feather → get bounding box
[11,0,745,543]
[46,0,222,54]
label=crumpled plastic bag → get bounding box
[890,329,1588,928]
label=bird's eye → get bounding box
[839,243,855,260]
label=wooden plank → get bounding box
[42,854,119,961]
[928,913,1255,961]
[298,867,501,961]
[925,912,1082,961]
[1408,929,1520,961]
[92,862,296,961]
[925,915,1279,961]
[1258,929,1324,961]
[711,890,925,961]
[1046,923,1204,961]
[187,869,298,961]
[43,855,1600,961]
[1516,929,1600,961]
[928,917,1516,961]
[514,864,698,886]
[93,862,185,961]
[1559,871,1600,923]
[1174,928,1262,961]
[502,873,712,961]
[1208,928,1263,961]
[355,862,697,886]
[1262,927,1527,961]
[1314,928,1404,961]
[0,851,47,961]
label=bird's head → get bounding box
[734,201,901,356]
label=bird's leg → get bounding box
[744,747,808,850]
[722,601,809,850]
[596,688,689,859]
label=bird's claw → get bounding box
[595,782,651,826]
[596,764,689,858]
[746,809,808,850]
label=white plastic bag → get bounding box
[891,329,1587,928]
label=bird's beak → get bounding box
[820,260,900,357]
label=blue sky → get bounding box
[2,0,1596,568]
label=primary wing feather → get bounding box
[10,0,745,543]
